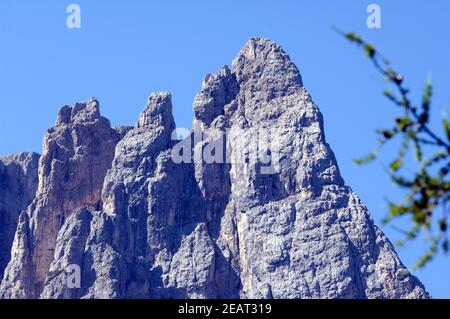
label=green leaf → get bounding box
[387,202,409,218]
[389,159,403,172]
[396,117,411,132]
[422,77,432,111]
[385,69,396,78]
[353,151,378,165]
[391,175,413,187]
[413,238,439,270]
[413,139,422,161]
[364,44,376,57]
[380,129,395,139]
[443,118,450,141]
[344,32,363,44]
[395,239,404,248]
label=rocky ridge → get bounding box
[0,38,429,299]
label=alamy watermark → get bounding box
[367,4,382,29]
[66,4,81,29]
[170,126,283,174]
[52,264,81,291]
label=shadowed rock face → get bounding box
[0,153,39,280]
[1,38,429,299]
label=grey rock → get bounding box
[0,153,39,280]
[40,207,92,299]
[0,38,429,299]
[193,65,239,129]
[43,92,214,299]
[0,99,122,298]
[0,212,34,298]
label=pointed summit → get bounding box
[0,37,429,300]
[232,37,303,101]
[56,98,101,126]
[193,66,239,128]
[1,98,122,298]
[235,37,289,61]
[137,92,174,130]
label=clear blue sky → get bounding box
[1,0,449,298]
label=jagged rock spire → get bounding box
[137,92,174,129]
[0,38,429,299]
[0,99,122,298]
[232,37,303,101]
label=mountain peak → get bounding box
[137,91,174,130]
[232,37,303,102]
[55,97,101,126]
[0,38,428,300]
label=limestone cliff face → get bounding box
[0,38,429,299]
[0,153,39,281]
[0,99,123,298]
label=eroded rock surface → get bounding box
[0,99,122,298]
[0,38,429,299]
[0,153,39,281]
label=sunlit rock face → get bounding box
[0,99,123,298]
[0,38,429,299]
